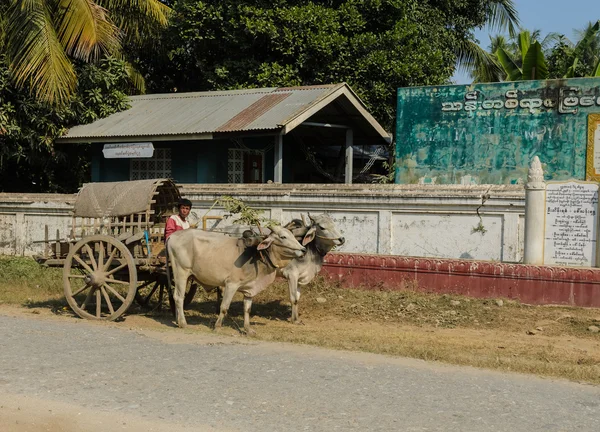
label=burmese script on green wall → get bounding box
[395,78,600,184]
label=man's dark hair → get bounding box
[178,198,192,208]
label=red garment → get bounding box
[164,214,189,242]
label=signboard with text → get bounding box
[543,181,599,267]
[103,143,154,159]
[396,78,600,184]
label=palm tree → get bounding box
[455,0,520,83]
[568,20,600,76]
[493,29,562,80]
[473,21,600,82]
[1,0,170,106]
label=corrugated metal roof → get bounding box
[60,84,346,141]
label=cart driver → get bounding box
[164,198,193,242]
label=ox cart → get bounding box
[38,178,198,320]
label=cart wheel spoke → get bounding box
[96,290,102,317]
[72,283,91,297]
[100,286,115,315]
[106,263,128,276]
[80,288,95,310]
[98,242,105,270]
[136,279,163,309]
[144,281,161,303]
[106,278,130,286]
[73,254,94,274]
[135,279,158,305]
[103,248,118,271]
[83,244,97,271]
[104,283,126,303]
[68,274,87,279]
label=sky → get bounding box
[452,0,600,84]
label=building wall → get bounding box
[396,77,600,185]
[0,185,525,262]
[89,136,283,183]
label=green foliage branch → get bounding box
[0,55,130,192]
[145,0,515,131]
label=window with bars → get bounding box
[228,148,265,183]
[130,148,172,180]
[228,148,244,183]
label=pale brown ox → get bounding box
[278,214,345,323]
[166,225,305,334]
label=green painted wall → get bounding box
[91,144,128,182]
[171,141,199,183]
[395,78,600,184]
[90,136,280,183]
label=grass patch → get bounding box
[0,256,64,306]
[1,256,600,384]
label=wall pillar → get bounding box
[523,156,546,264]
[345,129,353,184]
[274,134,283,183]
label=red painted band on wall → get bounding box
[322,253,600,308]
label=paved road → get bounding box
[1,313,599,432]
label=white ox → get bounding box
[278,214,345,323]
[167,225,305,334]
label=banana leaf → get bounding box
[495,46,522,81]
[522,42,548,80]
[564,58,579,78]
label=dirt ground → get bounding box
[0,392,225,432]
[2,281,600,387]
[1,255,600,385]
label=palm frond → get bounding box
[96,0,171,44]
[486,0,520,37]
[124,61,146,93]
[569,20,600,64]
[540,32,561,51]
[489,34,509,53]
[456,39,503,83]
[7,0,77,105]
[55,0,121,61]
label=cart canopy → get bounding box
[73,178,181,218]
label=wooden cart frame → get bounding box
[39,178,196,320]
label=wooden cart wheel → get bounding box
[63,235,137,321]
[135,275,164,310]
[184,279,198,308]
[137,275,197,311]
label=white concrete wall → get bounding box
[0,184,525,262]
[0,193,74,256]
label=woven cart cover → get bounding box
[73,178,178,218]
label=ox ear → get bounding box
[257,236,274,250]
[302,226,316,246]
[243,230,265,247]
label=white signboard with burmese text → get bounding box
[543,181,599,267]
[103,143,154,159]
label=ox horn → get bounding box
[270,224,283,235]
[300,213,311,227]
